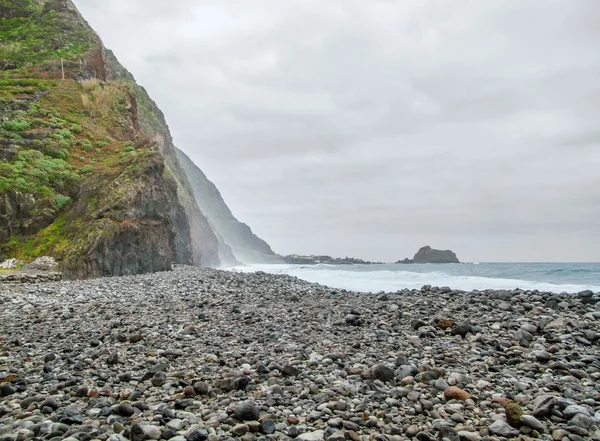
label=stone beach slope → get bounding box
[1,267,599,441]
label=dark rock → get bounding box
[395,365,418,379]
[115,403,135,417]
[41,397,59,410]
[151,371,166,387]
[438,426,460,441]
[395,356,409,367]
[397,246,460,264]
[234,376,250,390]
[193,381,210,395]
[187,428,209,441]
[129,334,143,343]
[282,365,300,377]
[130,423,147,441]
[345,314,363,326]
[415,371,438,382]
[372,364,395,382]
[234,401,260,421]
[261,419,276,434]
[0,384,16,397]
[60,413,85,425]
[450,322,472,338]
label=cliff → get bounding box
[0,0,274,277]
[397,246,460,264]
[176,149,282,264]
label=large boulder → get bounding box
[25,256,59,271]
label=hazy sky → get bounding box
[73,0,600,262]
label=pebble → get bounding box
[234,401,260,421]
[0,265,598,441]
[489,420,520,437]
[116,403,135,417]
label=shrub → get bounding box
[2,119,30,131]
[124,145,135,152]
[80,165,94,173]
[54,128,73,140]
[48,117,65,129]
[53,194,72,210]
[30,118,45,128]
[81,78,100,91]
[69,124,83,134]
[81,139,92,151]
[0,149,80,196]
[57,139,70,150]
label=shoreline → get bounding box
[230,263,600,295]
[1,265,599,441]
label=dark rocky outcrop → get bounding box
[397,246,460,264]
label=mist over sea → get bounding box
[233,262,600,294]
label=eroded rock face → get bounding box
[0,192,56,245]
[59,154,193,279]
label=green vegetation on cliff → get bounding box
[0,73,167,263]
[0,0,197,276]
[0,0,265,277]
[0,0,98,74]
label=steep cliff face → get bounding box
[177,149,282,264]
[102,49,236,267]
[0,0,265,277]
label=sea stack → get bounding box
[397,246,460,264]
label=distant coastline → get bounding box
[282,255,383,265]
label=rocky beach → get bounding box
[1,266,599,441]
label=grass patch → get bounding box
[0,3,97,72]
[7,216,69,260]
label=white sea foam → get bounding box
[231,264,600,294]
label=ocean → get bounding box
[232,262,600,294]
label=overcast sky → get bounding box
[73,0,600,262]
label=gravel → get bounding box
[1,265,599,441]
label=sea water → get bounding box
[233,262,600,294]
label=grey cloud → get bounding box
[73,0,600,262]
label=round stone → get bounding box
[234,401,260,421]
[116,403,135,417]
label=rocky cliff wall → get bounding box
[176,149,282,264]
[0,0,284,276]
